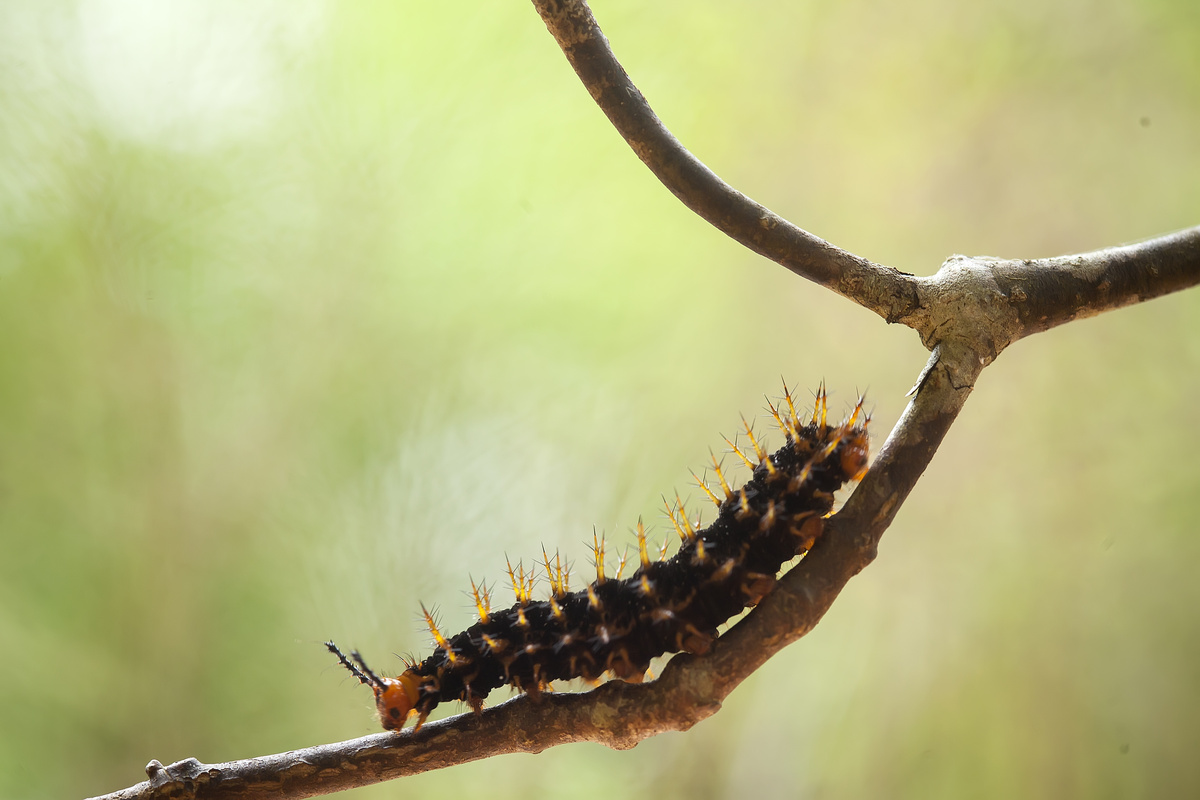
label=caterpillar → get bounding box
[327,385,870,732]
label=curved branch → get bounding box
[87,344,982,800]
[530,0,920,323]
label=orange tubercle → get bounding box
[840,429,871,481]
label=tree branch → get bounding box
[991,226,1200,338]
[87,342,981,800]
[896,226,1200,364]
[530,0,921,323]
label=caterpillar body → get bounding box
[327,385,870,731]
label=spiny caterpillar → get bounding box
[327,385,870,731]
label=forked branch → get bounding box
[531,0,1200,356]
[89,2,1200,799]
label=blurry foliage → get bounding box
[1,1,1198,798]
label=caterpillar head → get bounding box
[326,641,420,730]
[369,673,420,729]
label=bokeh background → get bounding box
[2,1,1199,798]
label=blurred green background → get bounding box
[2,1,1198,798]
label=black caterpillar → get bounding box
[327,385,869,731]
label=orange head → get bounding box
[326,641,420,730]
[371,673,420,730]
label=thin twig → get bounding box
[530,0,920,323]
